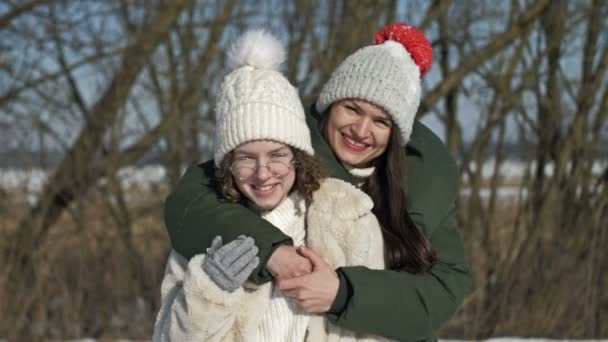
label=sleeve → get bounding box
[327,204,472,341]
[163,161,293,284]
[152,251,243,342]
[327,271,352,314]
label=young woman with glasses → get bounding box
[153,30,386,342]
[217,142,319,211]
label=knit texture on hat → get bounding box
[214,30,313,166]
[316,23,432,144]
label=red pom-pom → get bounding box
[374,23,433,77]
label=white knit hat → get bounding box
[316,23,433,144]
[214,29,313,166]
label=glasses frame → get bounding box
[229,157,296,181]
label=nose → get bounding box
[254,161,272,181]
[351,117,371,139]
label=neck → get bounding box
[259,192,306,244]
[344,163,376,179]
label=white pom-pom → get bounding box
[228,29,286,72]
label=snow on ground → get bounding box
[463,160,607,180]
[0,162,525,192]
[0,166,168,205]
[460,186,524,199]
[0,168,49,192]
[1,161,605,203]
[2,164,604,341]
[0,165,167,192]
[2,160,606,190]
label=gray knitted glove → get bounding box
[202,235,260,292]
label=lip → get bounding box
[341,133,369,152]
[251,183,278,196]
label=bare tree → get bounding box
[436,0,608,338]
[1,0,606,339]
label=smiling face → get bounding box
[325,99,393,168]
[231,140,296,211]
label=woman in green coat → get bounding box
[163,23,471,341]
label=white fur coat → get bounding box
[152,178,392,341]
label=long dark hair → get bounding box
[320,110,436,273]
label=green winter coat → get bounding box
[163,108,471,341]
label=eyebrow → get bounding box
[375,115,392,124]
[345,100,362,112]
[348,100,392,123]
[269,146,290,153]
[234,146,290,156]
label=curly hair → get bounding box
[216,147,327,208]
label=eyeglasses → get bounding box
[230,155,295,181]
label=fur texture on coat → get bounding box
[153,178,392,341]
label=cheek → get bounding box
[325,121,339,148]
[376,129,391,150]
[328,111,350,129]
[283,171,296,191]
[233,177,248,194]
[381,134,391,149]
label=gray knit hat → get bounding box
[316,23,433,144]
[214,29,314,166]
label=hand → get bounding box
[276,246,339,313]
[203,236,260,292]
[266,245,313,279]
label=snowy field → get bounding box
[1,161,605,203]
[0,165,168,192]
[2,164,606,341]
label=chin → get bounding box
[254,201,278,210]
[250,196,283,211]
[337,153,370,168]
